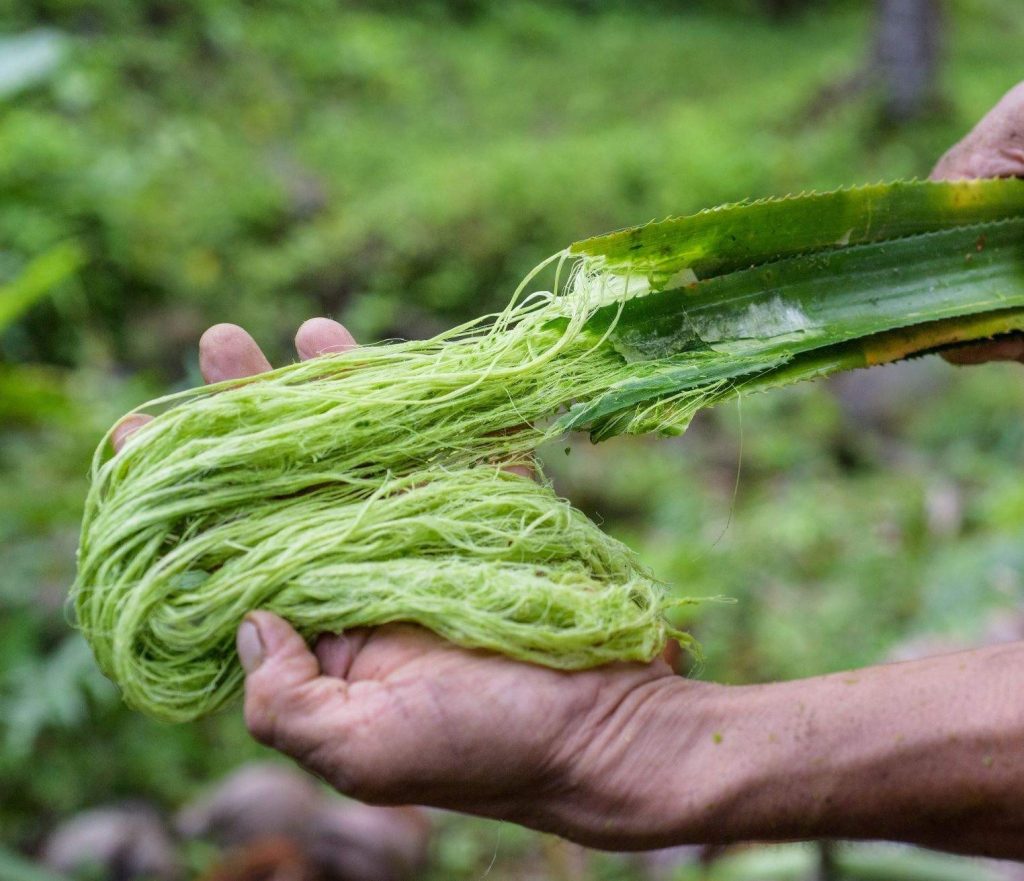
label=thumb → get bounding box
[236,615,397,800]
[238,611,326,747]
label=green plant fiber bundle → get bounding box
[75,180,1024,721]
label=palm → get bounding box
[306,623,670,818]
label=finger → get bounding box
[315,629,372,679]
[238,611,332,748]
[295,317,358,361]
[942,337,1024,365]
[199,324,273,384]
[111,413,154,453]
[930,81,1024,181]
[319,624,460,685]
[660,640,683,672]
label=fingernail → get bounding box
[111,414,150,453]
[237,619,264,673]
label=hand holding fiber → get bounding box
[76,179,1024,722]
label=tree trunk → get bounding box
[762,0,809,19]
[873,0,943,123]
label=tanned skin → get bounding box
[114,82,1024,858]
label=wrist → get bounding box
[549,674,742,849]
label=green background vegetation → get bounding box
[3,0,1024,877]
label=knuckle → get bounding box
[243,677,302,749]
[244,678,337,757]
[243,691,280,747]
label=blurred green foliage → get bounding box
[3,0,1024,877]
[7,0,1012,371]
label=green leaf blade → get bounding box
[570,179,1024,284]
[570,213,1024,439]
[595,218,1024,361]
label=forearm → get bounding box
[707,643,1024,854]
[564,643,1024,855]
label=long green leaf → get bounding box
[552,180,1024,440]
[571,178,1024,282]
[591,219,1024,361]
[565,220,1024,435]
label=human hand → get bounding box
[111,318,722,849]
[930,81,1024,366]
